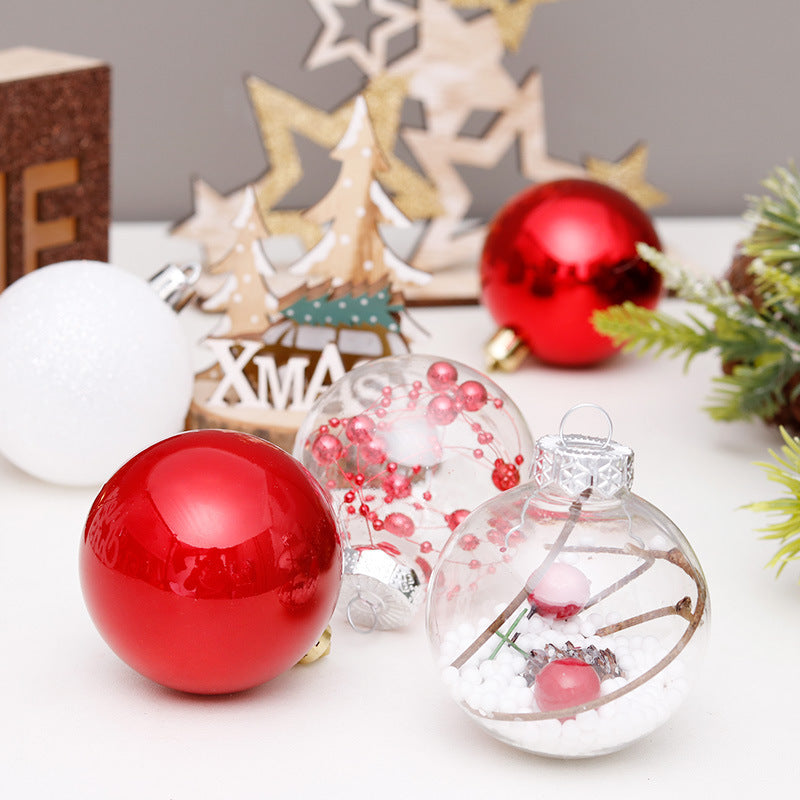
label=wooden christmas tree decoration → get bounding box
[201,185,278,337]
[290,94,431,291]
[172,0,666,305]
[185,108,419,451]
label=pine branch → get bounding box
[743,163,800,270]
[593,302,717,366]
[747,427,800,578]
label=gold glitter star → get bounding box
[246,72,442,248]
[584,142,668,209]
[305,0,418,76]
[448,0,563,51]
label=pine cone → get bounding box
[724,244,800,432]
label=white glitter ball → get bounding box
[0,261,193,485]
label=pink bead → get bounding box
[311,433,343,465]
[426,360,458,390]
[381,472,411,499]
[459,380,488,411]
[383,512,415,538]
[533,658,601,715]
[420,541,433,554]
[360,437,387,465]
[491,460,520,491]
[345,415,375,443]
[445,509,470,531]
[426,394,458,425]
[459,534,480,551]
[473,449,484,459]
[528,562,591,619]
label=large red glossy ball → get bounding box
[481,179,662,366]
[80,429,342,695]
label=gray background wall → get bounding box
[3,0,798,221]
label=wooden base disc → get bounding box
[185,378,305,454]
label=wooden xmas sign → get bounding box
[186,99,414,451]
[0,47,110,290]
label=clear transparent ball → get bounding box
[293,354,534,589]
[426,480,709,758]
[0,261,193,486]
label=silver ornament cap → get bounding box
[532,404,634,499]
[341,546,423,632]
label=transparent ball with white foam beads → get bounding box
[426,405,709,758]
[293,354,534,630]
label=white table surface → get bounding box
[2,219,797,798]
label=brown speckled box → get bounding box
[0,47,110,290]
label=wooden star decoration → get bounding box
[404,71,585,271]
[305,0,418,76]
[171,178,246,263]
[389,0,523,136]
[584,142,668,209]
[448,0,563,51]
[246,71,442,249]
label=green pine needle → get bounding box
[747,427,800,577]
[744,163,800,270]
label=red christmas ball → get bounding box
[481,179,662,367]
[80,429,342,695]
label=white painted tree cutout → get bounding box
[203,186,279,337]
[290,95,431,291]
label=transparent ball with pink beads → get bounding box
[293,354,534,630]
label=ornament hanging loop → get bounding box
[346,592,380,634]
[559,403,614,450]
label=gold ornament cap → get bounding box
[485,327,530,372]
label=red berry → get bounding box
[534,658,601,715]
[529,562,590,619]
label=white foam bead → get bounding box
[527,615,545,634]
[478,692,499,713]
[499,696,518,714]
[481,678,502,696]
[563,620,580,636]
[597,698,617,719]
[457,622,475,640]
[612,635,629,652]
[465,688,483,708]
[509,674,528,690]
[576,709,599,731]
[441,666,460,686]
[515,634,535,651]
[461,665,482,686]
[561,719,581,741]
[478,659,497,677]
[509,654,527,674]
[618,653,636,673]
